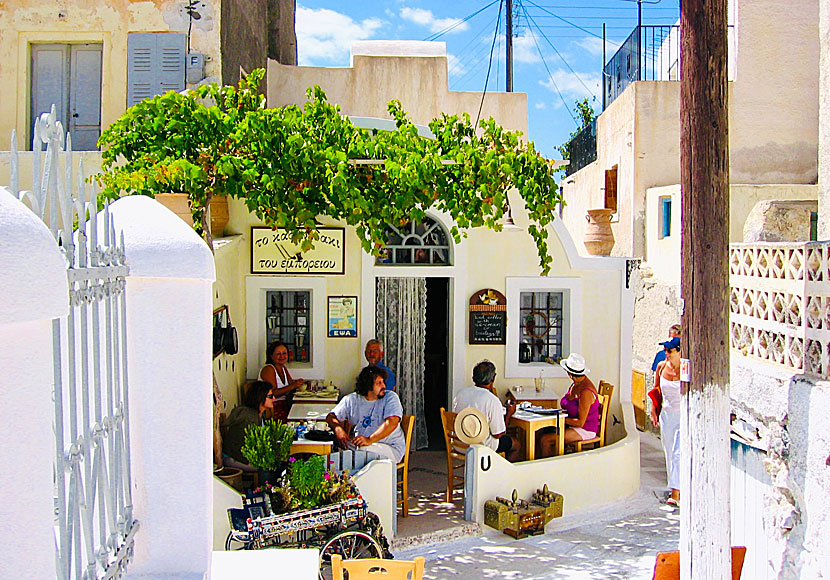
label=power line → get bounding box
[476,0,504,126]
[523,0,608,41]
[520,4,578,124]
[524,8,598,100]
[424,0,501,41]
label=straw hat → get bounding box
[560,353,590,376]
[454,407,489,445]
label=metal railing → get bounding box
[563,119,597,176]
[603,25,680,110]
[9,108,137,580]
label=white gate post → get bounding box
[0,188,68,579]
[110,196,216,580]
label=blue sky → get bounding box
[294,0,680,159]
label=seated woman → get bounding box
[259,341,305,422]
[539,353,600,457]
[221,381,275,472]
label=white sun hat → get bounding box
[560,353,590,376]
[454,407,489,445]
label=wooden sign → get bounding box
[251,227,345,275]
[469,288,507,345]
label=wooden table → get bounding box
[290,437,333,457]
[508,409,566,460]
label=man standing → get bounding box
[651,324,681,372]
[453,360,521,462]
[326,365,405,463]
[364,339,396,392]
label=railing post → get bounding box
[110,196,216,580]
[0,187,69,579]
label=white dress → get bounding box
[659,369,682,490]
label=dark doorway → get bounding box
[423,278,449,450]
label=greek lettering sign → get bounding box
[251,227,345,275]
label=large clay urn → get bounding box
[584,208,615,256]
[156,193,229,237]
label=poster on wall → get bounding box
[469,288,507,344]
[251,227,345,275]
[328,296,358,337]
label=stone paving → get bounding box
[394,431,680,579]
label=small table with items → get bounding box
[508,407,567,460]
[505,385,560,409]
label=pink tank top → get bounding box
[560,387,600,434]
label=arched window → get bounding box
[376,216,452,266]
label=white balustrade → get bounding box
[730,242,830,378]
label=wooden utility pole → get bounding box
[506,0,513,92]
[680,0,731,578]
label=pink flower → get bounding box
[324,473,331,481]
[288,457,296,463]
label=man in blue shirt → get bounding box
[651,324,681,371]
[364,339,396,392]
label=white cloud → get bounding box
[574,36,606,58]
[400,7,469,34]
[512,33,542,64]
[447,53,467,76]
[296,6,383,65]
[539,69,602,103]
[534,101,547,110]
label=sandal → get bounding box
[666,497,679,507]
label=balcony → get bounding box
[603,25,680,110]
[562,119,597,176]
[730,241,830,379]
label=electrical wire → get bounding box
[424,0,501,41]
[476,0,504,127]
[524,0,607,41]
[523,7,598,99]
[520,4,578,123]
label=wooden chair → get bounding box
[396,415,415,517]
[572,381,614,452]
[331,554,425,580]
[439,408,468,503]
[652,546,746,580]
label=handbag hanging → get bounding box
[648,386,662,417]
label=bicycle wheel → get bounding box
[225,531,254,551]
[318,530,383,580]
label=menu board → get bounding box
[469,289,507,345]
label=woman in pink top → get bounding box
[539,353,600,457]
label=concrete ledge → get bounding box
[108,195,215,281]
[0,186,67,325]
[212,549,318,580]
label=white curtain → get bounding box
[376,277,428,449]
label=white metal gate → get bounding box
[9,108,138,580]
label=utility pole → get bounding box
[680,0,731,578]
[506,0,513,92]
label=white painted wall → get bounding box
[109,196,217,580]
[0,188,68,580]
[820,0,830,239]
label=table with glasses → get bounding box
[508,408,567,460]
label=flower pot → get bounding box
[257,468,280,486]
[584,208,615,256]
[214,466,243,491]
[156,193,229,237]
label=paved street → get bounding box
[396,432,679,579]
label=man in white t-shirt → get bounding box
[453,360,521,462]
[326,365,405,462]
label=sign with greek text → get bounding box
[251,227,345,275]
[680,358,691,382]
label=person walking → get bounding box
[650,336,682,507]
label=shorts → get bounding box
[570,426,597,440]
[496,435,513,454]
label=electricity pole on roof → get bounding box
[680,0,732,577]
[506,0,513,92]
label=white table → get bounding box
[288,402,335,421]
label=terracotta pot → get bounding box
[156,193,229,237]
[584,208,615,256]
[214,466,243,491]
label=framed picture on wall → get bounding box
[327,296,357,337]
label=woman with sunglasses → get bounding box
[221,380,276,472]
[539,353,600,457]
[651,336,682,507]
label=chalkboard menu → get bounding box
[469,289,507,345]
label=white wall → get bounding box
[0,187,68,580]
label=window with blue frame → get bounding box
[659,197,672,239]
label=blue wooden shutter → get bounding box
[127,33,185,107]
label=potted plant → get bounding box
[240,419,293,485]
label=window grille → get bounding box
[376,216,451,265]
[519,291,565,363]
